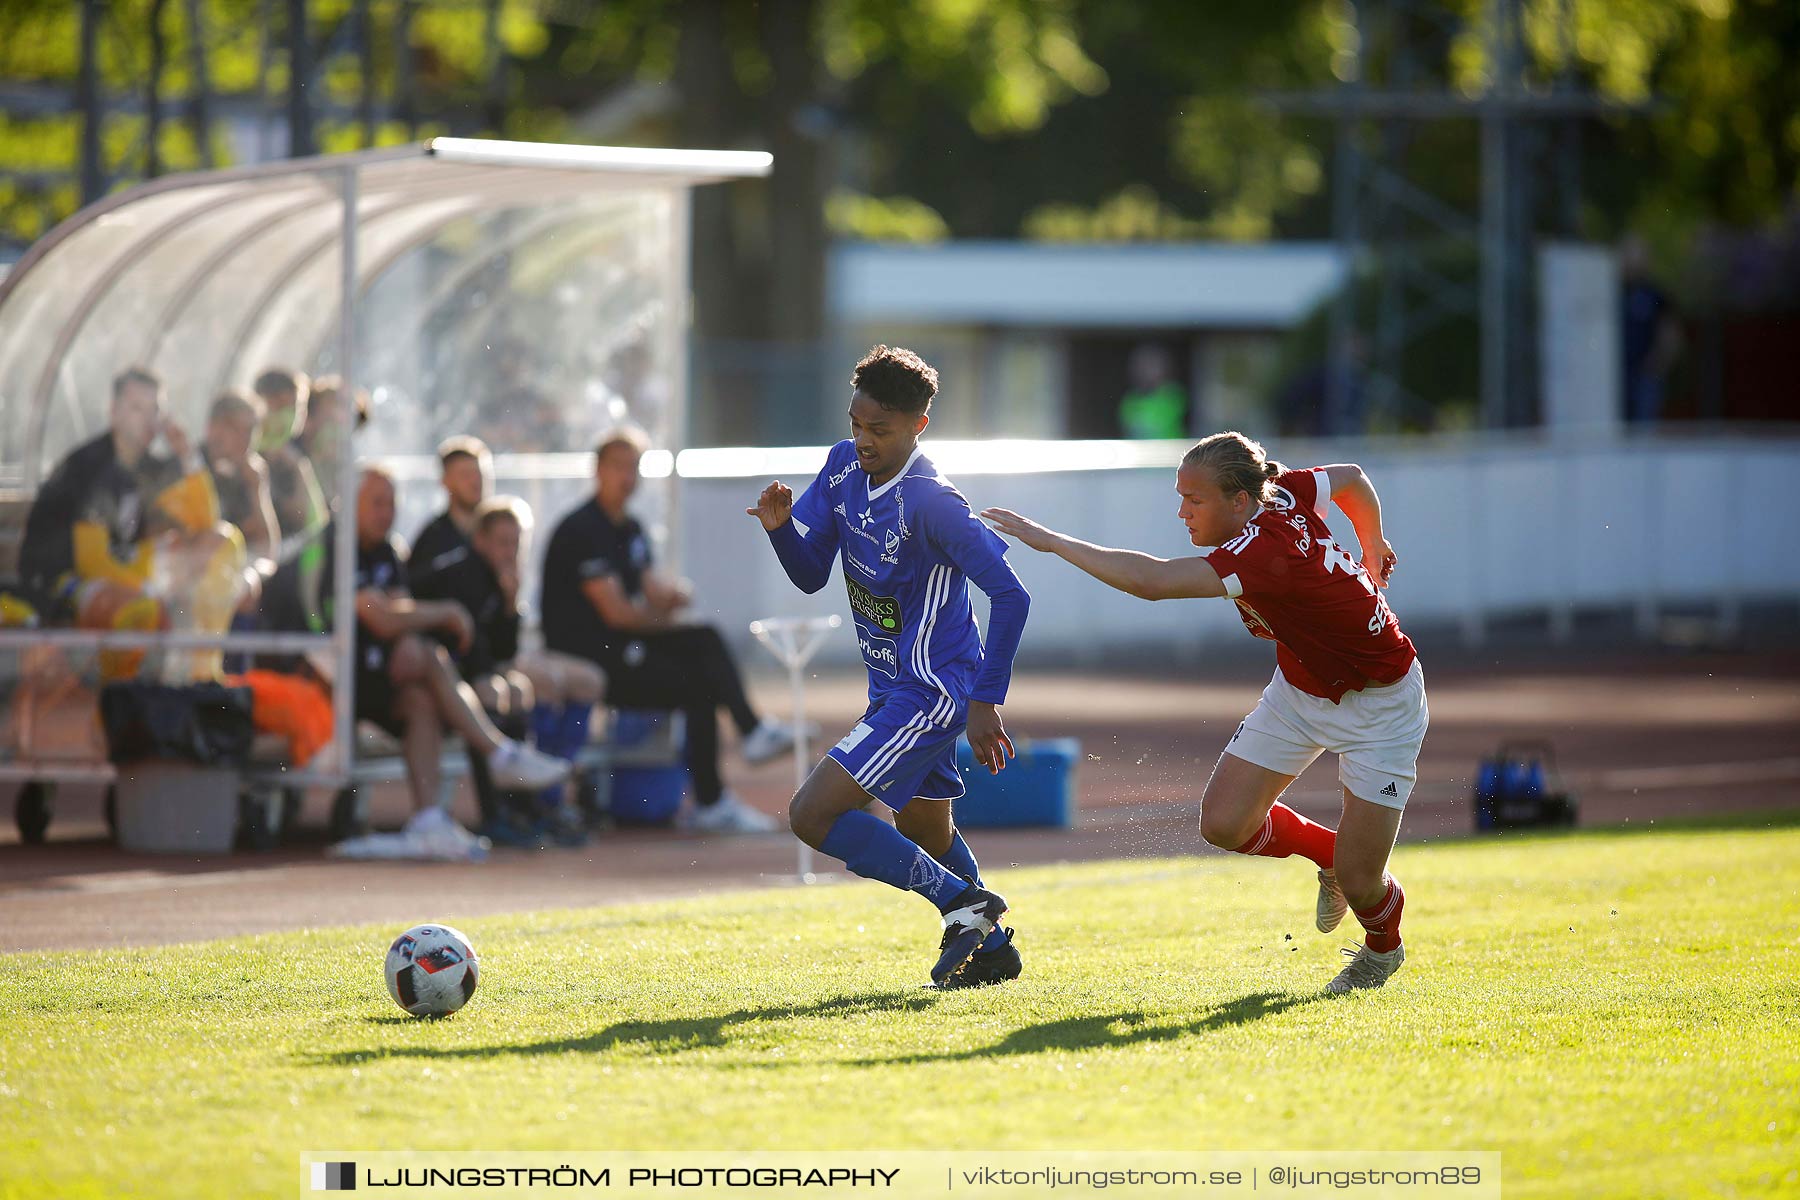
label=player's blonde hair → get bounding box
[473,494,533,535]
[1182,431,1287,505]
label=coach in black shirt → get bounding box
[413,505,520,690]
[409,436,491,589]
[265,469,569,829]
[541,428,799,834]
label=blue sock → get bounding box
[555,703,592,759]
[543,705,593,812]
[530,703,560,751]
[530,703,589,812]
[938,831,982,886]
[940,831,1008,951]
[820,810,967,910]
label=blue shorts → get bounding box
[827,694,966,807]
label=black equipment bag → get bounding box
[99,681,256,767]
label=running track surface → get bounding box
[3,647,1796,953]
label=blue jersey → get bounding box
[770,440,1029,718]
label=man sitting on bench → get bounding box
[415,495,604,845]
[407,436,607,821]
[200,389,281,562]
[408,436,490,588]
[19,365,249,681]
[274,468,569,855]
[540,427,800,835]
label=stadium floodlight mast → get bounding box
[748,614,842,883]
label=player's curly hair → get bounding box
[1183,431,1288,505]
[852,345,938,414]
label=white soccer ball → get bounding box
[384,923,480,1018]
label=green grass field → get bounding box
[3,817,1798,1200]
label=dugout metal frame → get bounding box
[0,138,770,798]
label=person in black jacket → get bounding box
[20,366,188,612]
[541,427,801,834]
[413,497,528,713]
[268,469,571,841]
[20,365,248,679]
[414,496,604,845]
[408,436,490,590]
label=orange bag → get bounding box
[227,669,334,766]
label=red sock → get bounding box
[1353,877,1405,952]
[1230,803,1336,869]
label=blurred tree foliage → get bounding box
[1,0,1793,361]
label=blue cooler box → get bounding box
[608,765,686,826]
[608,710,686,826]
[951,737,1078,829]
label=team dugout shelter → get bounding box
[0,138,772,832]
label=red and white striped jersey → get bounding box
[1203,467,1417,703]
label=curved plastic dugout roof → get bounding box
[0,138,771,488]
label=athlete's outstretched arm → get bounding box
[1320,463,1396,587]
[981,507,1228,601]
[749,479,837,593]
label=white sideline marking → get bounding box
[7,867,307,896]
[1589,757,1800,792]
[1072,757,1800,833]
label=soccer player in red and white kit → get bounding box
[982,431,1425,992]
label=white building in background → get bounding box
[826,241,1346,439]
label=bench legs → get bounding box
[13,779,55,844]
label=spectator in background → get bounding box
[202,390,280,561]
[299,373,368,502]
[414,496,604,846]
[540,427,801,834]
[418,486,606,774]
[409,436,491,587]
[21,366,185,612]
[1118,343,1189,440]
[267,468,571,856]
[19,366,243,678]
[1620,235,1684,424]
[414,496,531,716]
[253,367,327,548]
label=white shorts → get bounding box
[1224,659,1428,810]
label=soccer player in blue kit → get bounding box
[748,346,1032,987]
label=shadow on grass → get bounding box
[306,989,941,1066]
[849,989,1327,1067]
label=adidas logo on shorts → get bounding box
[1381,782,1399,797]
